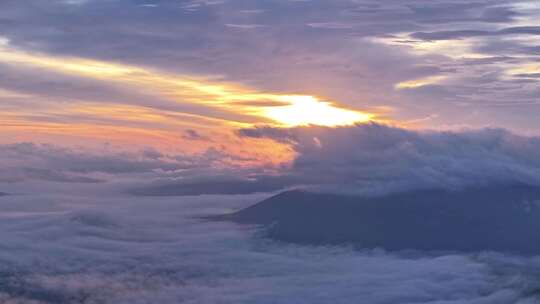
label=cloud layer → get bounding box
[4,124,540,302]
[239,123,540,194]
[6,123,540,197]
[0,186,540,303]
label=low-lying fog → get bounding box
[1,182,539,304]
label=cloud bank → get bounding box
[6,123,540,196]
[0,142,262,190]
[0,187,539,303]
[3,125,540,302]
[239,123,540,195]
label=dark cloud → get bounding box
[0,142,179,175]
[182,129,210,141]
[411,26,540,41]
[237,126,297,143]
[239,123,540,194]
[474,39,540,56]
[405,2,519,24]
[514,73,540,79]
[12,122,540,196]
[0,142,252,185]
[0,168,104,184]
[131,174,290,196]
[130,122,540,196]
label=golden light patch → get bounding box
[262,95,372,127]
[0,88,30,98]
[370,35,488,60]
[507,63,540,75]
[395,75,447,89]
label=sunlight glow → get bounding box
[0,45,375,129]
[395,75,447,89]
[370,35,487,60]
[507,63,540,75]
[262,95,372,127]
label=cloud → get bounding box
[0,140,289,196]
[182,129,211,141]
[130,174,291,196]
[0,184,539,303]
[411,26,540,41]
[404,2,519,24]
[0,168,103,184]
[0,142,254,186]
[0,142,178,174]
[514,73,540,79]
[0,0,538,134]
[11,122,540,196]
[7,121,540,197]
[307,22,355,29]
[225,23,265,29]
[239,123,540,194]
[1,2,540,302]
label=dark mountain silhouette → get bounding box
[216,184,540,254]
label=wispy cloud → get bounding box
[0,43,374,156]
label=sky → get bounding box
[1,0,540,150]
[1,0,539,192]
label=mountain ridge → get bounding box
[215,184,540,254]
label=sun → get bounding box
[263,95,372,127]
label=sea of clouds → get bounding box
[1,183,540,304]
[4,124,540,302]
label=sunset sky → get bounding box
[1,0,540,196]
[2,0,539,161]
